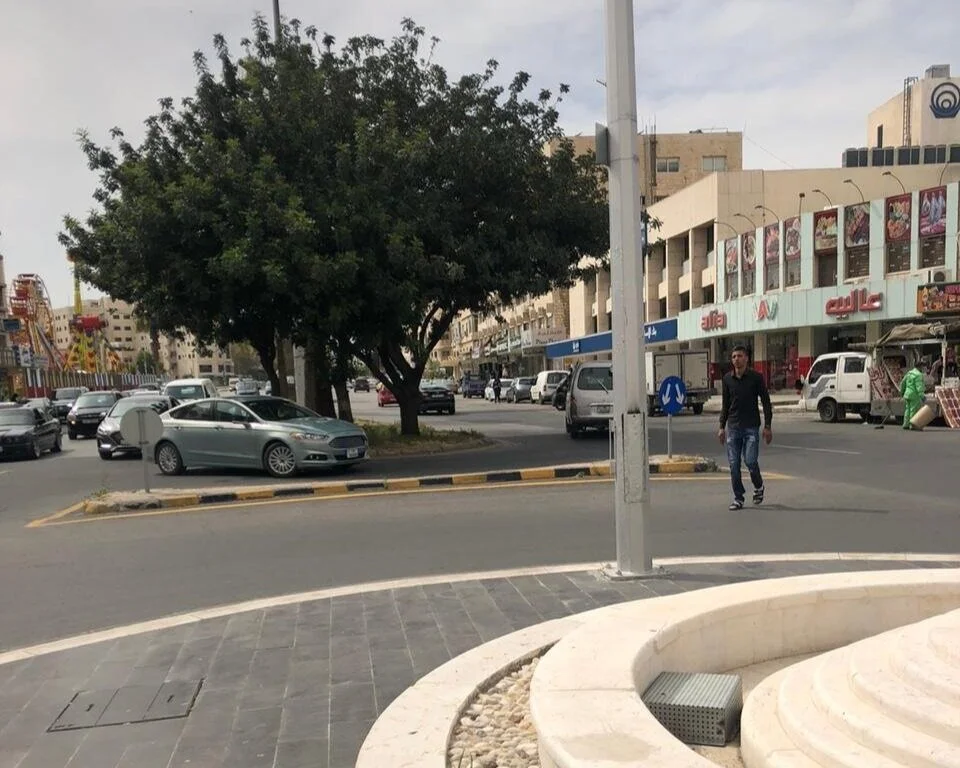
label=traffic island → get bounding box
[360,422,493,457]
[76,455,718,516]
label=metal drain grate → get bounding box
[641,671,741,746]
[48,679,203,732]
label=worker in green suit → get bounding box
[900,361,926,430]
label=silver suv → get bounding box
[565,362,613,438]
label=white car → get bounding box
[530,370,568,404]
[484,378,514,400]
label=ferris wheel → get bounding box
[8,274,65,370]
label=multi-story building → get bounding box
[451,130,744,378]
[0,251,12,376]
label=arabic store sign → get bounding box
[825,288,883,318]
[701,309,727,332]
[918,282,960,315]
[756,298,777,321]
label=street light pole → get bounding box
[272,0,281,44]
[882,171,906,194]
[605,0,651,577]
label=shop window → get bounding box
[844,357,865,373]
[741,269,755,295]
[845,247,870,279]
[816,253,837,288]
[785,260,801,287]
[765,265,780,291]
[807,357,837,384]
[920,236,946,268]
[656,157,680,173]
[702,155,727,172]
[885,241,911,273]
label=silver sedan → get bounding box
[154,396,368,478]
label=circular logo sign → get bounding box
[930,82,960,119]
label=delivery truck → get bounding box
[645,350,713,415]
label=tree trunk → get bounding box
[254,342,281,397]
[315,374,336,417]
[274,333,288,397]
[395,386,421,436]
[333,379,353,422]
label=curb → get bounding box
[80,457,718,515]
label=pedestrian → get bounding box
[899,359,926,431]
[717,345,773,510]
[493,374,502,404]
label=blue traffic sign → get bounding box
[657,375,686,416]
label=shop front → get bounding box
[678,276,927,392]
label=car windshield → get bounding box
[109,398,168,417]
[244,399,318,422]
[54,388,83,400]
[165,384,205,399]
[75,393,117,408]
[0,410,34,427]
[577,367,613,391]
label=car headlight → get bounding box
[289,432,332,444]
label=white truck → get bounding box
[645,350,713,416]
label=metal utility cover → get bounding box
[48,679,202,732]
[641,671,742,747]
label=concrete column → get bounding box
[664,236,686,317]
[689,227,708,308]
[597,269,612,331]
[866,321,882,345]
[645,245,664,322]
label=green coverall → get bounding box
[900,365,925,430]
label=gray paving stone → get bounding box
[115,741,180,768]
[329,718,374,768]
[507,575,575,620]
[0,748,28,768]
[279,695,329,742]
[284,659,330,701]
[480,578,543,626]
[274,737,328,768]
[167,743,227,768]
[224,706,282,767]
[329,681,376,724]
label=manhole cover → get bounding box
[48,679,203,732]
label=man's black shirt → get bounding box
[719,368,773,430]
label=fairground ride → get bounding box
[8,274,66,370]
[63,256,124,373]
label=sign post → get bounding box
[120,407,164,493]
[658,376,687,458]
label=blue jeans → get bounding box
[726,427,763,502]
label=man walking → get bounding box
[718,345,773,510]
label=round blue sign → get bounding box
[658,375,687,416]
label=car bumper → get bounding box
[97,436,142,456]
[68,420,102,434]
[0,441,34,458]
[293,443,369,466]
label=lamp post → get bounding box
[733,212,757,229]
[843,178,865,202]
[811,188,833,207]
[715,220,739,237]
[604,0,651,577]
[939,163,954,186]
[754,204,779,222]
[882,171,906,194]
[272,0,281,43]
[798,192,805,216]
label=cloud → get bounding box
[0,0,957,305]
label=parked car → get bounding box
[484,378,514,401]
[460,378,486,398]
[531,370,568,404]
[505,376,536,403]
[565,362,613,438]
[154,396,368,478]
[66,390,123,439]
[418,385,456,415]
[234,379,260,396]
[0,405,62,459]
[377,384,397,407]
[162,378,218,402]
[353,377,371,393]
[97,394,178,460]
[51,386,88,423]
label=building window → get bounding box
[785,260,801,288]
[199,364,213,373]
[816,253,837,288]
[765,265,780,292]
[679,292,690,312]
[702,155,727,172]
[742,270,755,295]
[656,157,680,173]
[702,285,715,305]
[845,248,870,279]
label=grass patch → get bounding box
[359,420,493,457]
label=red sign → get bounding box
[701,309,727,332]
[825,288,883,318]
[756,299,777,321]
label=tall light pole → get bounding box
[604,0,651,577]
[754,204,780,222]
[272,0,281,43]
[733,212,757,229]
[882,170,906,194]
[843,178,865,202]
[811,188,833,207]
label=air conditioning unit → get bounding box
[927,268,954,283]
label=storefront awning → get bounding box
[850,321,960,350]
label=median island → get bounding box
[360,421,492,458]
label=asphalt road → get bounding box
[2,393,960,650]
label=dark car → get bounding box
[66,390,123,439]
[97,394,179,459]
[353,378,371,392]
[51,386,88,423]
[505,376,536,403]
[418,385,456,415]
[460,378,486,398]
[0,406,63,460]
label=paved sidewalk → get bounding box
[0,558,956,768]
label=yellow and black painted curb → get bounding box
[80,457,718,516]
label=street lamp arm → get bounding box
[733,212,757,229]
[843,178,865,203]
[754,204,780,221]
[812,188,833,206]
[882,171,906,194]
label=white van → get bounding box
[799,352,873,422]
[565,362,613,437]
[163,378,219,402]
[531,370,568,404]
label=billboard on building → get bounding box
[917,282,960,314]
[885,194,912,241]
[783,217,801,260]
[844,203,870,247]
[763,223,780,264]
[919,186,947,237]
[724,239,738,273]
[813,210,838,252]
[740,232,756,271]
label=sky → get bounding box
[1,0,958,307]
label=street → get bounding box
[1,394,959,650]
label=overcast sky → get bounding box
[1,0,957,307]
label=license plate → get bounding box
[346,448,360,459]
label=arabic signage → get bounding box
[824,288,883,318]
[701,309,727,332]
[756,298,777,321]
[724,239,738,274]
[919,186,947,237]
[764,223,780,264]
[528,328,566,346]
[917,282,960,315]
[740,232,756,271]
[813,209,838,252]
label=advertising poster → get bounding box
[813,209,838,252]
[783,217,801,261]
[844,203,870,247]
[764,223,780,264]
[740,231,756,271]
[919,186,947,237]
[725,239,738,274]
[885,193,912,242]
[917,282,960,314]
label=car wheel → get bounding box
[156,442,185,475]
[51,433,62,453]
[99,450,113,460]
[264,442,298,478]
[68,429,76,440]
[449,407,456,415]
[30,439,41,460]
[818,398,838,423]
[692,403,704,415]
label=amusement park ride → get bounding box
[6,256,124,374]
